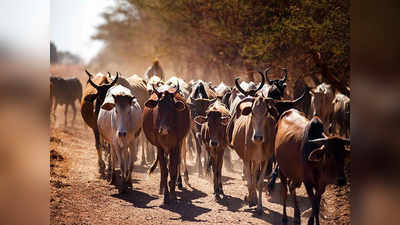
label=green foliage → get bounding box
[93,0,349,94]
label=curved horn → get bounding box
[308,137,328,146]
[173,80,180,95]
[264,67,271,84]
[85,69,93,79]
[255,69,265,92]
[234,77,249,95]
[292,91,306,104]
[281,68,288,82]
[152,83,161,96]
[107,72,112,78]
[109,72,119,86]
[86,71,99,89]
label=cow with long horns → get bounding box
[81,70,119,176]
[143,83,191,204]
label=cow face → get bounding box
[145,85,185,136]
[308,137,351,186]
[188,97,216,118]
[194,111,230,149]
[85,70,118,114]
[239,97,278,144]
[104,94,136,139]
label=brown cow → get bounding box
[81,70,118,176]
[194,101,231,200]
[272,109,350,224]
[227,95,278,214]
[310,83,335,131]
[143,83,191,204]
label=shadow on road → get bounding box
[160,187,211,222]
[111,189,157,209]
[216,194,243,212]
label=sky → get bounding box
[51,0,115,64]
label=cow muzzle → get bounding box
[252,134,264,143]
[118,131,127,138]
[158,127,169,136]
[209,140,218,148]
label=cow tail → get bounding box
[148,157,159,174]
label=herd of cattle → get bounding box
[50,65,350,225]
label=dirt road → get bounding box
[50,104,350,225]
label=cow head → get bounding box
[262,67,288,100]
[188,97,217,118]
[194,102,230,149]
[234,68,265,97]
[101,85,138,143]
[85,70,119,115]
[144,83,185,136]
[308,137,351,186]
[237,96,278,144]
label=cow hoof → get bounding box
[177,182,183,190]
[256,207,263,215]
[163,194,169,204]
[307,218,314,225]
[282,216,288,224]
[140,160,146,166]
[118,185,126,194]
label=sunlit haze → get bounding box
[51,0,115,64]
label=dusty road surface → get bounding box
[50,101,350,225]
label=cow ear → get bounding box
[145,100,158,108]
[175,100,186,111]
[194,115,207,125]
[221,116,230,126]
[308,148,325,162]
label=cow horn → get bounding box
[85,69,93,78]
[109,72,119,86]
[256,69,265,92]
[152,83,161,96]
[292,91,306,104]
[281,68,288,82]
[264,67,271,84]
[308,137,328,146]
[86,72,99,90]
[107,72,112,78]
[173,81,180,95]
[234,77,249,96]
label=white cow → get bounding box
[97,85,142,193]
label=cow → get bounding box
[214,82,231,100]
[293,78,312,118]
[143,83,191,204]
[271,109,350,224]
[226,95,278,214]
[50,76,82,126]
[330,93,350,138]
[146,75,164,94]
[310,83,335,131]
[165,76,191,98]
[97,85,142,193]
[81,70,118,176]
[186,80,217,176]
[194,100,231,200]
[258,67,288,100]
[144,60,164,80]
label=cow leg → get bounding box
[127,142,137,190]
[193,130,203,176]
[223,148,234,172]
[140,133,146,165]
[280,171,289,224]
[187,132,194,160]
[64,104,68,127]
[217,151,224,196]
[109,145,118,185]
[289,182,300,224]
[314,186,325,225]
[249,161,258,207]
[115,147,127,194]
[244,161,254,207]
[158,148,169,203]
[304,183,316,225]
[168,146,179,202]
[180,137,189,188]
[53,99,58,123]
[71,102,77,127]
[94,130,105,176]
[256,160,268,215]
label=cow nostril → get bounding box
[118,131,127,137]
[254,135,263,142]
[210,140,218,147]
